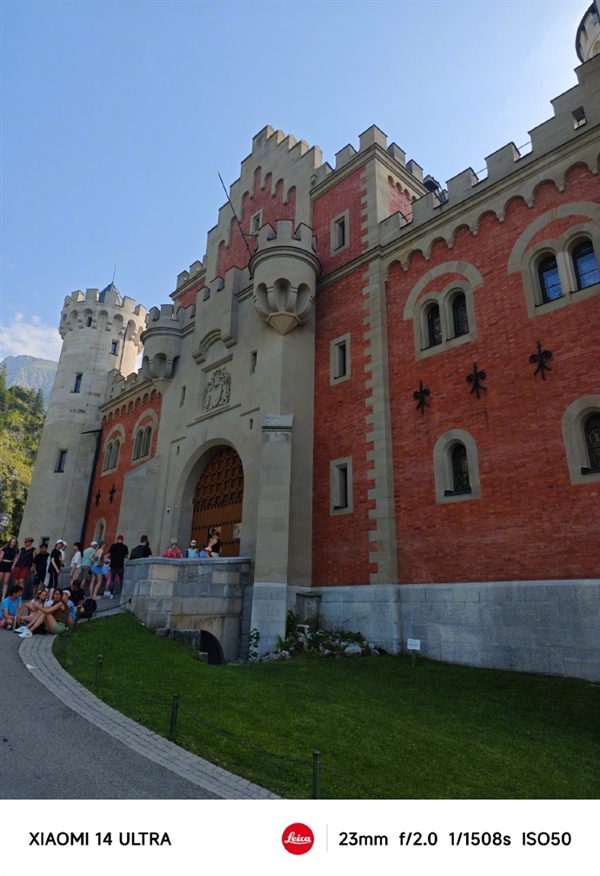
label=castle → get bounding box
[20,6,600,678]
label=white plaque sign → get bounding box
[407,638,421,651]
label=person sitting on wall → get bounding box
[0,583,24,630]
[185,540,200,558]
[162,538,183,559]
[204,529,222,558]
[130,535,152,560]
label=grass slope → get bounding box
[56,613,600,799]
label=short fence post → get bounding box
[95,654,103,689]
[59,631,68,655]
[312,750,321,799]
[169,693,180,741]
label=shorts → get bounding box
[91,564,104,575]
[53,622,67,634]
[0,560,12,574]
[13,566,32,581]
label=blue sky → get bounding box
[0,0,587,362]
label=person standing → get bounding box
[107,535,129,598]
[90,541,107,599]
[48,541,64,597]
[12,537,36,598]
[0,537,19,599]
[32,543,50,598]
[81,540,97,590]
[69,542,83,586]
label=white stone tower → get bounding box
[19,284,146,552]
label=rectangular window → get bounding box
[330,210,350,255]
[73,373,83,393]
[334,217,346,249]
[250,211,262,235]
[86,316,93,327]
[250,351,257,374]
[330,457,353,515]
[110,340,119,355]
[56,450,67,473]
[180,386,186,407]
[330,333,351,384]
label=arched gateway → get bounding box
[191,447,244,557]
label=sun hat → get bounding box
[91,540,98,546]
[190,540,197,546]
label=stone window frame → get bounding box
[55,449,68,473]
[110,340,119,356]
[414,279,477,361]
[72,373,83,393]
[517,222,600,318]
[249,209,263,236]
[433,429,482,503]
[561,395,600,485]
[330,209,350,255]
[330,333,351,385]
[330,456,353,515]
[131,409,158,465]
[101,424,125,476]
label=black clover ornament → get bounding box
[529,340,553,380]
[467,362,487,399]
[413,380,431,414]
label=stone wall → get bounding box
[292,579,600,681]
[122,557,251,662]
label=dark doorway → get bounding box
[200,630,225,665]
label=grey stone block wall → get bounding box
[399,579,599,681]
[123,557,251,662]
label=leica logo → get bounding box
[282,823,314,855]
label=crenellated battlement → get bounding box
[252,219,317,260]
[378,53,600,261]
[59,284,147,340]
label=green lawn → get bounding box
[55,613,600,799]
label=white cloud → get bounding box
[0,314,62,361]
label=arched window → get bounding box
[538,255,563,302]
[452,292,469,337]
[112,439,121,469]
[427,303,442,347]
[103,442,113,472]
[133,430,144,460]
[584,413,600,472]
[451,444,471,493]
[142,426,152,457]
[572,240,600,290]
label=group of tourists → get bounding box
[161,529,222,559]
[1,528,222,636]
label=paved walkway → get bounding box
[0,626,277,800]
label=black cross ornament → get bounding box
[94,491,101,507]
[109,485,116,504]
[467,362,487,399]
[413,380,431,414]
[529,341,553,380]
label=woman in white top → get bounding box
[69,542,83,585]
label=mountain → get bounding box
[1,355,58,406]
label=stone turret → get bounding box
[576,4,600,62]
[140,304,184,379]
[19,283,146,552]
[250,220,321,335]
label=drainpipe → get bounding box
[80,428,103,546]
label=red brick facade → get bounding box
[84,391,162,547]
[312,160,600,584]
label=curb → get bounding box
[18,633,279,800]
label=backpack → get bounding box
[80,598,97,619]
[130,545,144,560]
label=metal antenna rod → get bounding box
[218,172,254,261]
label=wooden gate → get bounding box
[191,447,243,557]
